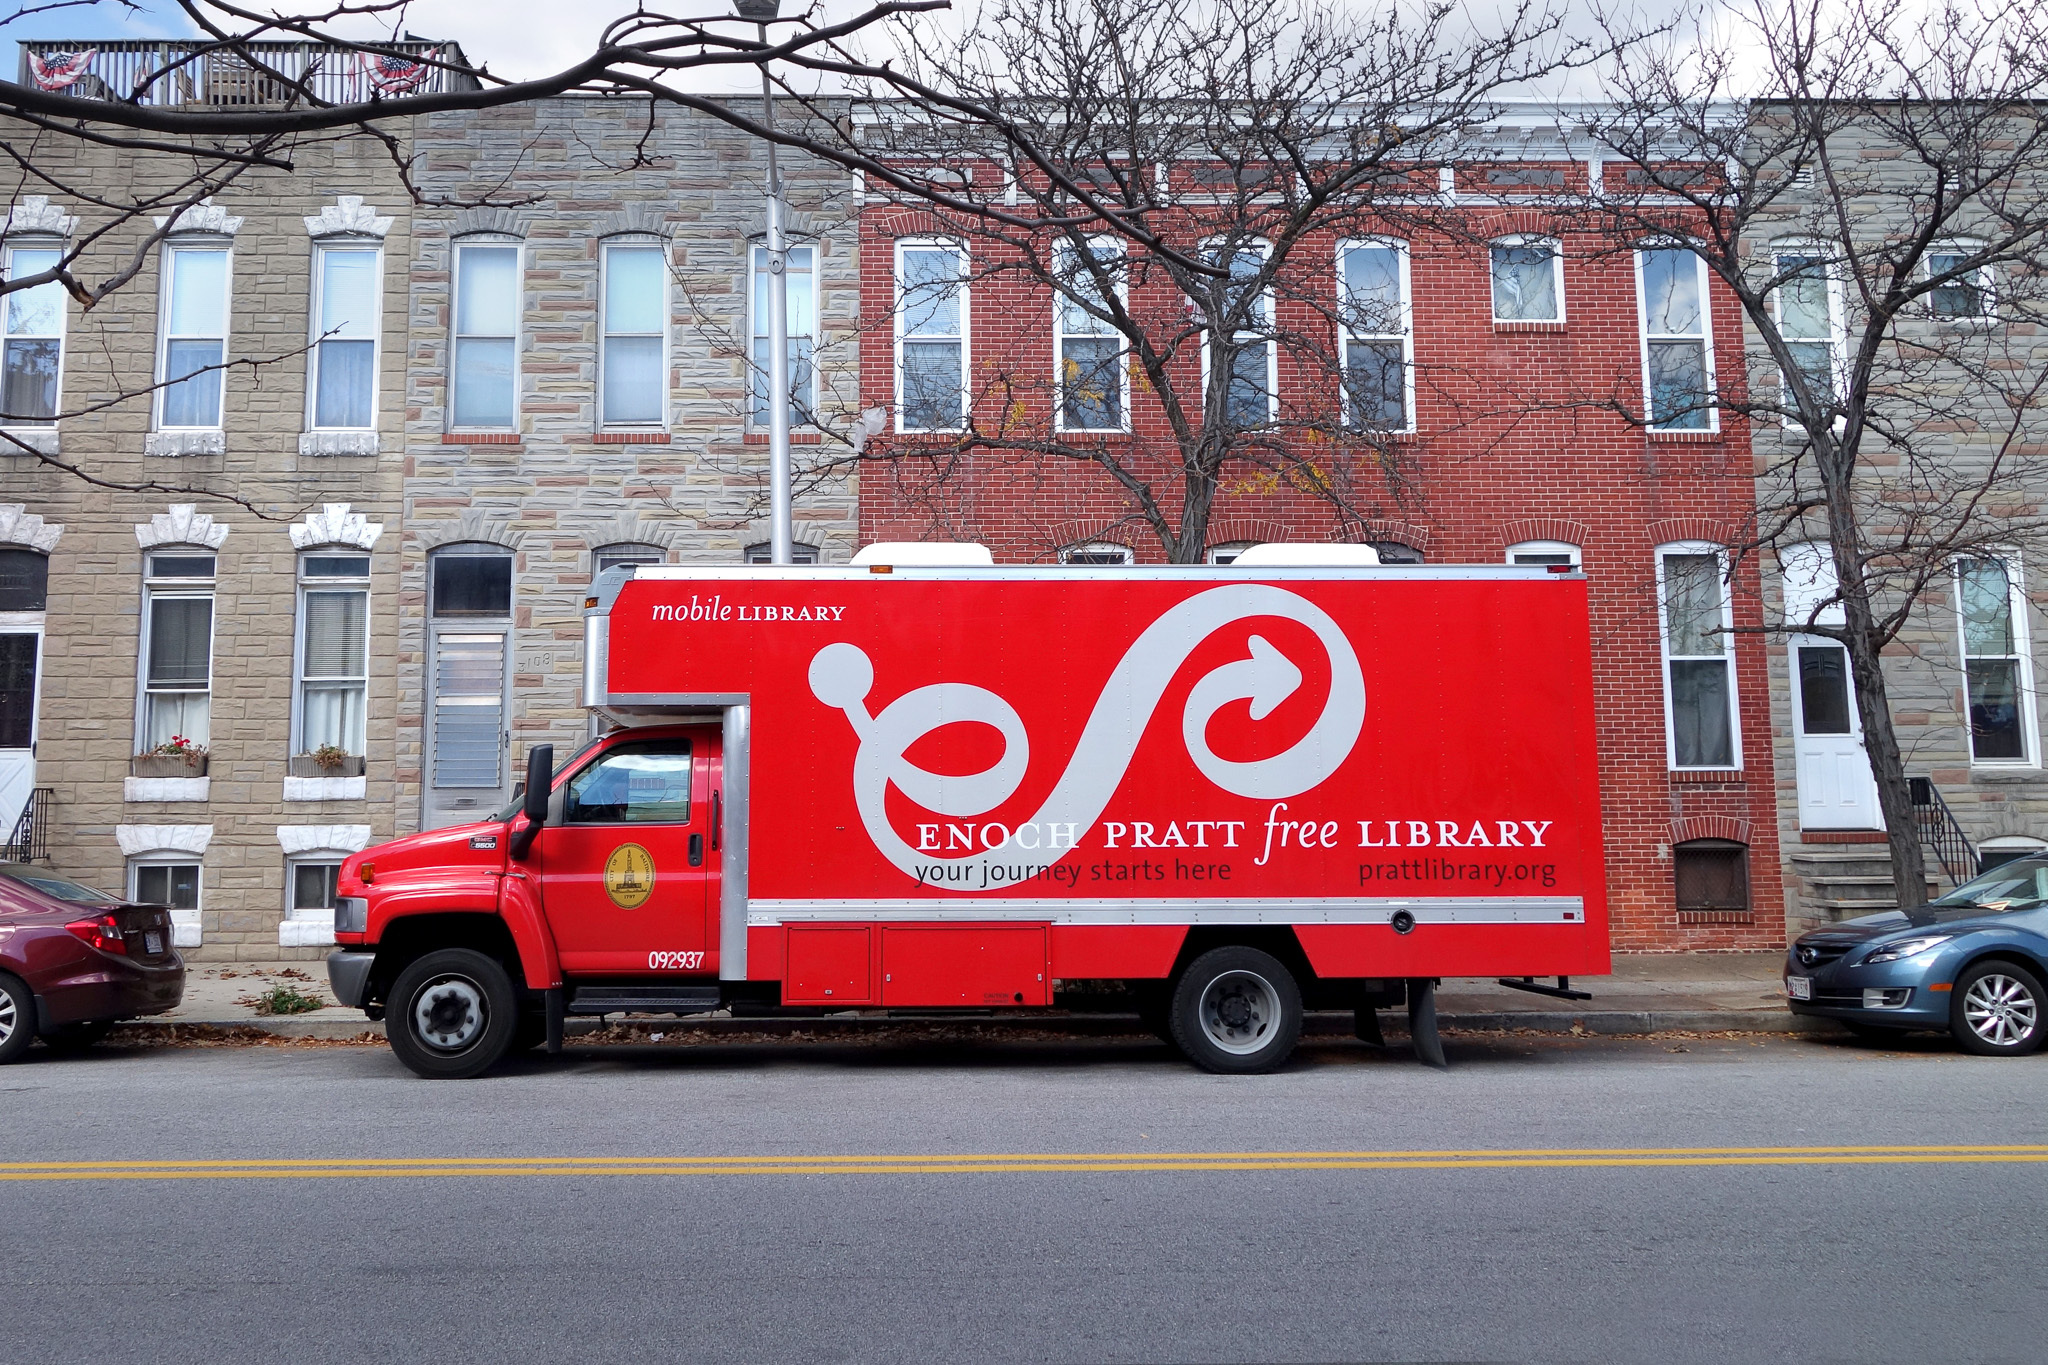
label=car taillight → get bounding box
[66,914,128,956]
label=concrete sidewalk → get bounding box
[148,952,1812,1041]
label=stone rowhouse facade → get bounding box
[3,86,859,955]
[856,148,1788,952]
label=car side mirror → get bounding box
[509,743,554,860]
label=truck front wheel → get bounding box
[1169,946,1303,1074]
[386,948,519,1079]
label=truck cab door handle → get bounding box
[689,833,704,867]
[711,789,721,850]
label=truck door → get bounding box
[537,732,718,976]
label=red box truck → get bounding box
[327,552,1607,1077]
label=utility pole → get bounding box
[739,0,794,565]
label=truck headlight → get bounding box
[334,897,369,935]
[1863,934,1952,965]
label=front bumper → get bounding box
[1784,946,1952,1028]
[327,950,376,1010]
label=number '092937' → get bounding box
[648,951,705,971]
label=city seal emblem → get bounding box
[604,843,656,909]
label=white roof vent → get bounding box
[1229,543,1382,567]
[850,541,994,567]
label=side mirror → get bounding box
[508,743,554,860]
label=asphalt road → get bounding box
[2,1026,2044,1364]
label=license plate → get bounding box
[144,932,163,955]
[1787,975,1812,1000]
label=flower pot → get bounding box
[288,754,366,778]
[131,754,207,778]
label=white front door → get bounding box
[0,626,41,836]
[1791,635,1881,829]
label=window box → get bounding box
[131,753,208,778]
[288,753,366,779]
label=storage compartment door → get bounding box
[881,924,1049,1008]
[784,925,873,1005]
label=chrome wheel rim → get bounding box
[0,990,14,1047]
[1199,970,1280,1056]
[412,976,487,1052]
[1964,974,2039,1047]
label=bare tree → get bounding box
[1577,0,2048,906]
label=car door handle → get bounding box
[689,833,704,867]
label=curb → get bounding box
[128,1006,1819,1044]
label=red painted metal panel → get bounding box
[784,925,872,1005]
[1048,925,1186,979]
[881,924,1049,1007]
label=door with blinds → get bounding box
[425,548,515,829]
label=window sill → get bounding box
[0,428,58,456]
[283,775,367,802]
[278,912,336,947]
[742,431,824,445]
[1646,428,1722,443]
[1492,320,1567,333]
[442,432,520,445]
[1677,909,1754,925]
[171,912,201,949]
[1670,769,1744,784]
[124,776,210,803]
[1967,767,2048,783]
[593,431,671,444]
[146,430,225,458]
[299,431,380,457]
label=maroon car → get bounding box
[0,863,184,1062]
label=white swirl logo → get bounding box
[807,584,1366,891]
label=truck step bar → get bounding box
[566,985,723,1017]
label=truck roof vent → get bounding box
[850,542,995,567]
[1229,543,1383,567]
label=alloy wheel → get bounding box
[1963,973,2039,1048]
[0,990,14,1047]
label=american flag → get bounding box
[28,49,97,91]
[358,50,431,95]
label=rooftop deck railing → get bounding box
[16,39,478,107]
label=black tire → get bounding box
[39,1021,113,1054]
[0,973,33,1065]
[1949,959,2047,1057]
[385,948,519,1079]
[1167,946,1303,1074]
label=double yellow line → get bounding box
[2,1145,2047,1182]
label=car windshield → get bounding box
[0,867,120,904]
[1931,856,2048,912]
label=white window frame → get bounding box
[449,236,522,433]
[291,549,371,759]
[1337,237,1414,434]
[136,548,218,755]
[1769,244,1843,424]
[1635,242,1718,434]
[1206,541,1254,565]
[749,242,818,430]
[1927,240,1997,326]
[285,855,342,923]
[1953,550,2040,768]
[2,238,66,429]
[1053,235,1129,434]
[743,542,821,565]
[1200,238,1277,427]
[306,238,383,432]
[1488,235,1565,324]
[1060,542,1134,566]
[128,855,202,914]
[599,237,671,429]
[594,542,667,577]
[893,238,969,433]
[155,238,232,431]
[1506,540,1581,568]
[1655,541,1741,771]
[426,545,514,803]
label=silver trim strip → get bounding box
[747,897,1584,927]
[720,704,751,981]
[582,612,608,709]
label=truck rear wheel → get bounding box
[386,948,518,1079]
[1168,946,1302,1074]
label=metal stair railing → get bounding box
[1,787,52,863]
[1909,777,1977,886]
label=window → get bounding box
[1206,241,1273,428]
[295,552,369,758]
[1977,837,2048,875]
[1955,556,2037,764]
[566,738,692,823]
[1507,540,1581,568]
[1658,546,1738,769]
[1061,543,1133,565]
[595,543,665,576]
[601,241,668,426]
[289,860,340,918]
[1490,238,1562,323]
[429,548,512,792]
[310,243,380,429]
[1207,542,1253,566]
[1370,541,1425,565]
[452,240,519,429]
[896,241,967,431]
[3,243,64,425]
[1928,246,1992,321]
[1773,250,1838,413]
[130,860,199,913]
[141,550,215,751]
[743,542,820,564]
[1637,246,1714,431]
[1674,839,1749,913]
[750,244,816,427]
[0,547,47,611]
[1055,238,1126,431]
[1340,240,1411,431]
[158,243,229,428]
